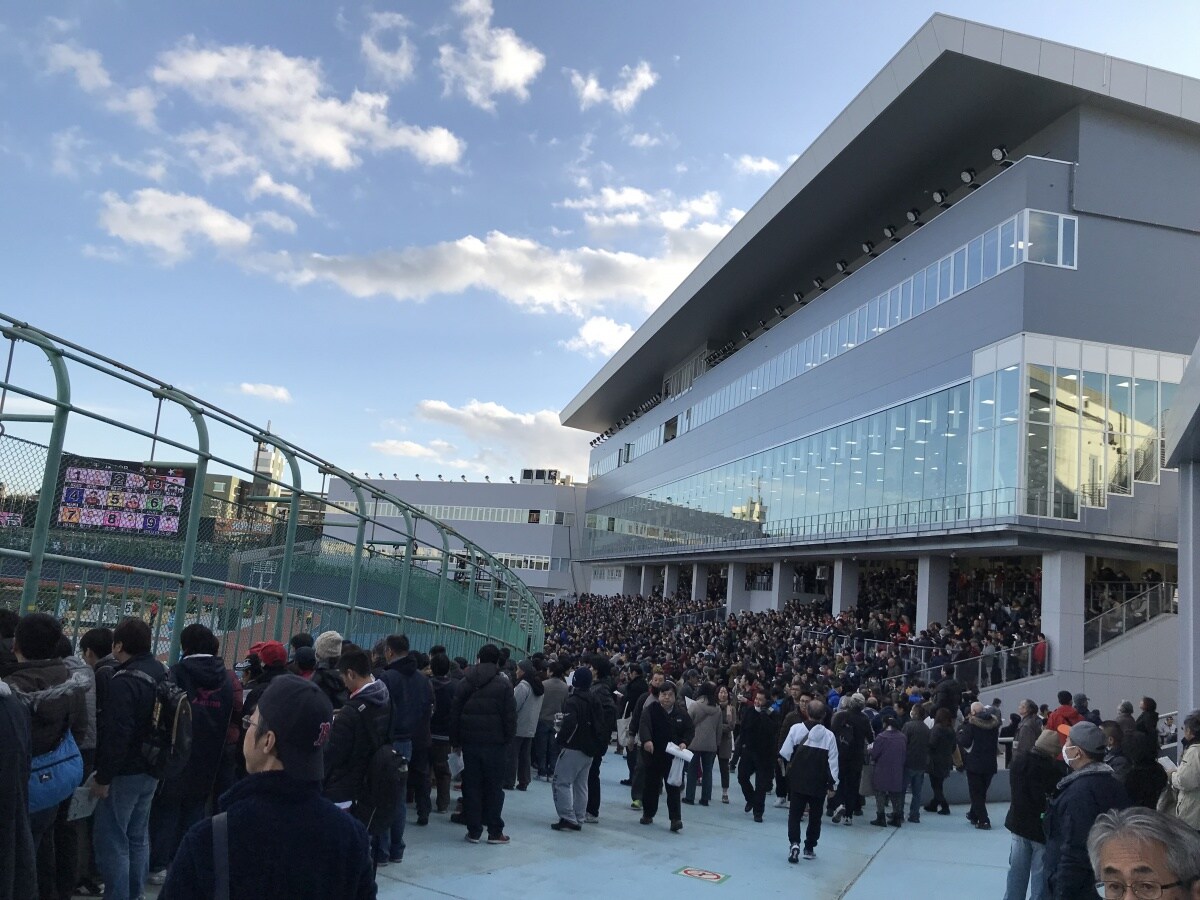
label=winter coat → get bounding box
[3,657,87,756]
[1104,749,1131,784]
[63,654,98,751]
[901,719,931,771]
[639,698,694,772]
[94,652,166,785]
[242,665,290,727]
[0,681,35,900]
[323,679,392,806]
[513,676,545,739]
[736,706,778,765]
[830,708,873,765]
[160,771,376,900]
[557,690,599,755]
[686,699,720,753]
[429,676,454,744]
[927,723,957,779]
[1045,704,1083,737]
[957,713,1000,776]
[620,676,647,720]
[1004,748,1066,843]
[588,679,617,757]
[717,703,735,760]
[1123,731,1168,810]
[934,676,962,715]
[449,662,516,747]
[168,654,235,800]
[870,728,907,793]
[378,656,433,746]
[1135,709,1159,740]
[1115,712,1137,737]
[539,677,568,724]
[780,722,839,797]
[1016,714,1042,756]
[1170,741,1200,828]
[311,662,349,712]
[1043,764,1130,900]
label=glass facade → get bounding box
[589,209,1080,479]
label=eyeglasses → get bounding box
[242,716,260,733]
[1096,880,1188,899]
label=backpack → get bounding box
[834,712,857,754]
[29,728,83,813]
[118,669,193,779]
[353,704,408,836]
[589,688,615,752]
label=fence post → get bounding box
[6,327,71,614]
[159,388,209,664]
[398,510,414,623]
[433,527,450,646]
[346,479,368,618]
[255,434,301,642]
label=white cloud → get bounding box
[251,210,297,234]
[733,153,781,175]
[99,188,254,263]
[177,126,259,180]
[82,243,124,262]
[567,61,658,113]
[152,40,464,170]
[561,316,633,357]
[628,132,661,149]
[560,185,652,212]
[361,12,417,87]
[45,42,111,92]
[239,382,293,402]
[247,172,314,214]
[111,150,169,182]
[369,439,440,459]
[50,128,95,177]
[436,0,545,111]
[105,86,158,129]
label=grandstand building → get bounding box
[563,16,1200,713]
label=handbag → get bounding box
[616,716,632,747]
[951,745,964,771]
[448,749,465,779]
[29,729,84,814]
[667,755,686,788]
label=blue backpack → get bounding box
[29,729,83,813]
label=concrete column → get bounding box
[1180,463,1200,715]
[1041,550,1087,693]
[770,561,792,610]
[727,562,750,613]
[663,564,680,598]
[639,565,658,598]
[690,563,706,604]
[620,565,640,597]
[832,559,859,616]
[917,556,950,631]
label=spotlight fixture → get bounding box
[835,260,849,274]
[773,305,785,317]
[415,474,421,480]
[509,476,516,483]
[960,168,978,187]
[757,319,768,330]
[991,145,1010,165]
[905,208,921,224]
[437,474,444,481]
[882,225,897,240]
[461,475,467,482]
[861,240,875,255]
[485,475,490,482]
[792,291,804,304]
[812,276,825,289]
[741,329,750,339]
[932,188,950,205]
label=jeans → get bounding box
[148,783,207,872]
[586,755,603,816]
[737,758,772,817]
[461,743,506,838]
[789,793,825,851]
[93,772,158,900]
[967,770,994,824]
[904,768,925,820]
[429,742,452,812]
[378,738,412,860]
[1004,835,1046,900]
[685,751,716,804]
[532,721,557,778]
[552,749,592,825]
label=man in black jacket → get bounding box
[829,693,872,825]
[90,617,165,900]
[377,633,434,862]
[0,678,35,900]
[584,654,616,822]
[427,653,455,815]
[934,665,962,719]
[551,667,598,831]
[956,701,1001,829]
[737,690,779,823]
[148,624,235,883]
[628,670,664,808]
[617,665,647,785]
[1003,729,1066,900]
[638,680,694,832]
[449,644,516,844]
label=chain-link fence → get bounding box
[0,317,544,662]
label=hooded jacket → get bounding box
[927,723,957,778]
[956,712,1001,776]
[311,661,349,712]
[63,654,98,751]
[1004,747,1067,843]
[3,657,88,757]
[169,654,236,798]
[1124,731,1167,811]
[513,673,545,739]
[780,721,839,797]
[736,704,779,765]
[1169,741,1200,828]
[0,681,35,900]
[429,675,454,744]
[95,652,167,784]
[379,655,433,746]
[686,699,721,754]
[323,678,392,806]
[1043,763,1130,899]
[557,687,599,755]
[449,662,516,747]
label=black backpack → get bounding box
[834,712,857,754]
[589,689,615,752]
[353,704,408,836]
[117,669,192,779]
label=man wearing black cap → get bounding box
[161,675,376,900]
[1042,721,1130,900]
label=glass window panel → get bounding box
[938,257,952,302]
[924,263,939,308]
[1055,369,1081,423]
[901,279,913,322]
[982,227,999,280]
[966,236,984,289]
[1000,219,1016,270]
[838,316,849,353]
[973,372,996,431]
[995,423,1018,491]
[804,334,814,368]
[1081,371,1106,431]
[866,297,879,336]
[1027,211,1060,265]
[1028,365,1054,425]
[847,310,859,348]
[857,307,868,345]
[1134,378,1159,432]
[1080,428,1107,507]
[1109,374,1133,431]
[997,365,1020,423]
[1025,423,1052,514]
[912,270,926,317]
[1108,433,1132,496]
[970,431,994,493]
[1061,217,1077,267]
[1054,424,1081,497]
[952,248,967,294]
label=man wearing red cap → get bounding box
[241,641,289,730]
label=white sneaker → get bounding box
[583,814,599,823]
[146,870,167,885]
[774,796,789,808]
[831,805,845,824]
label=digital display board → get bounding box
[55,454,192,538]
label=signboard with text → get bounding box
[55,454,192,539]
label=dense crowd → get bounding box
[1,569,1196,900]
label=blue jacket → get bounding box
[1043,764,1130,900]
[161,771,375,900]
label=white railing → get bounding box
[1084,583,1177,653]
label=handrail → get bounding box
[881,641,1049,691]
[1084,582,1177,654]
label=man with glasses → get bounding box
[1088,807,1200,899]
[1043,721,1131,900]
[161,675,376,899]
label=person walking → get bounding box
[779,700,839,862]
[1002,729,1065,900]
[957,701,1001,829]
[829,693,872,826]
[427,653,455,815]
[550,667,598,832]
[534,663,567,782]
[736,689,778,823]
[638,681,694,832]
[508,660,544,792]
[924,707,956,816]
[627,670,665,810]
[683,682,720,807]
[716,685,736,805]
[901,703,930,823]
[869,711,907,828]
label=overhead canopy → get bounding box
[561,14,1200,433]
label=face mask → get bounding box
[1061,747,1075,765]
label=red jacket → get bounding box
[1044,704,1082,743]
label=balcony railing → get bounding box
[1084,582,1177,653]
[882,641,1050,692]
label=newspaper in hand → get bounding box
[666,741,694,763]
[1158,756,1178,773]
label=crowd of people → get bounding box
[2,573,1198,900]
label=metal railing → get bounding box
[1084,583,1177,654]
[881,641,1050,692]
[0,316,544,661]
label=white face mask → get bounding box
[1062,746,1076,765]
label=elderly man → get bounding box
[1016,698,1042,756]
[1088,807,1200,899]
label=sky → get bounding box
[2,1,1199,489]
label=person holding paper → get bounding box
[638,681,694,833]
[1167,712,1200,830]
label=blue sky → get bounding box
[2,2,1199,487]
